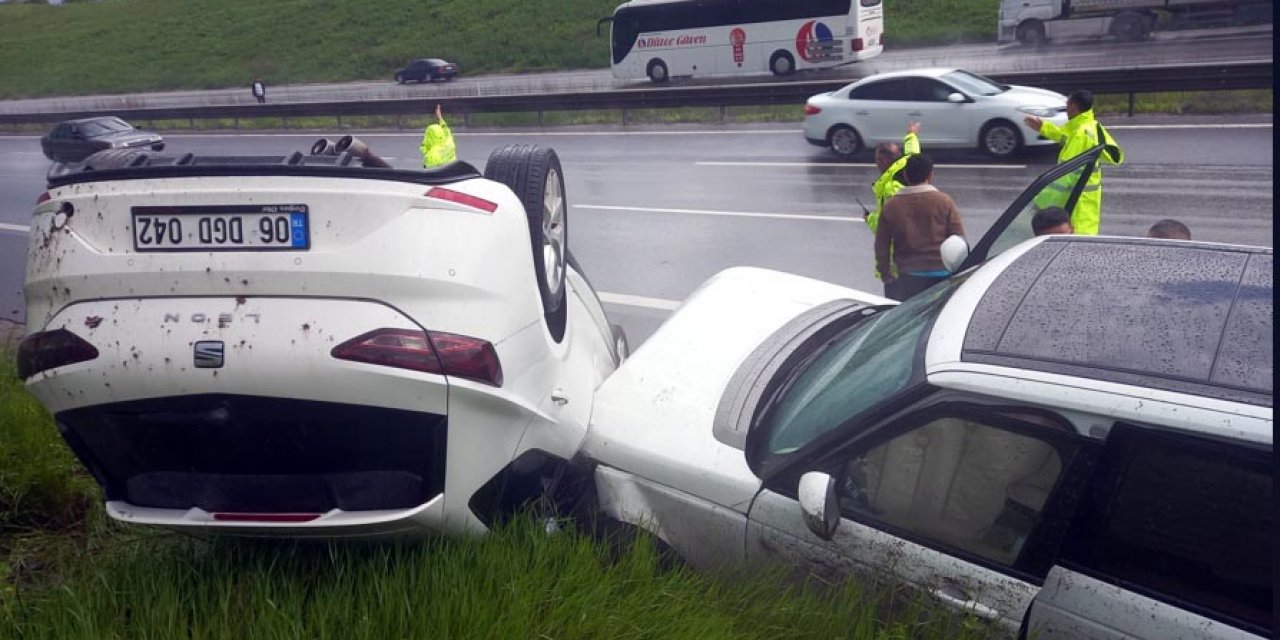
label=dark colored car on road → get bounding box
[40,116,165,163]
[394,58,460,83]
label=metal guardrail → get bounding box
[0,62,1269,126]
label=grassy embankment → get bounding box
[0,0,996,101]
[0,351,1002,639]
[0,0,1265,128]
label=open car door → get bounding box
[947,145,1106,273]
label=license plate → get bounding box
[131,204,310,252]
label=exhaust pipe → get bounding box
[310,138,340,156]
[334,135,392,168]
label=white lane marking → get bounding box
[598,291,681,311]
[575,203,863,223]
[0,222,30,234]
[696,161,1027,169]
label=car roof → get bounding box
[955,236,1272,409]
[849,67,959,86]
[61,116,125,125]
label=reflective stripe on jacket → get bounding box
[867,131,920,235]
[868,131,919,280]
[420,118,457,168]
[1035,110,1123,235]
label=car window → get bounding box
[849,78,913,101]
[985,162,1092,258]
[762,274,968,457]
[1060,425,1272,634]
[51,124,70,139]
[913,78,956,102]
[838,413,1077,568]
[959,146,1102,271]
[940,70,1006,96]
[81,119,133,137]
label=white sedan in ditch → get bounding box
[803,68,1068,159]
[21,141,625,538]
[580,147,1272,639]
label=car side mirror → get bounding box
[941,235,970,273]
[947,92,967,104]
[798,471,840,541]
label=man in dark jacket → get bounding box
[874,154,966,301]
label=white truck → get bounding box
[998,0,1272,45]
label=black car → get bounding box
[394,58,460,84]
[41,117,165,163]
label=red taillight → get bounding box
[212,513,321,523]
[331,328,503,387]
[35,191,51,205]
[804,104,822,116]
[851,37,865,51]
[425,187,498,213]
[16,329,99,379]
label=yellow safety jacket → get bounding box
[867,131,920,234]
[1034,110,1124,235]
[867,131,919,280]
[420,117,457,168]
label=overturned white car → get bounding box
[21,140,625,538]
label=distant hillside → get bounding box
[0,0,995,99]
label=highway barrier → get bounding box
[0,61,1269,127]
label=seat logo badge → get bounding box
[193,341,225,369]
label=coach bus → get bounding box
[599,0,884,83]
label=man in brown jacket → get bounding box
[874,154,966,301]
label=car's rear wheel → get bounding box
[394,73,404,84]
[484,145,569,342]
[828,125,863,158]
[979,120,1023,159]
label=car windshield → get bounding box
[80,118,134,136]
[763,274,969,456]
[941,70,1007,96]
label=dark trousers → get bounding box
[883,273,946,302]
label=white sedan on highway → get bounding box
[579,147,1272,639]
[803,68,1069,159]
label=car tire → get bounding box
[1016,20,1046,45]
[828,125,863,158]
[1111,12,1150,41]
[647,59,669,84]
[483,145,569,342]
[151,142,165,151]
[979,120,1023,159]
[770,50,796,76]
[394,73,404,84]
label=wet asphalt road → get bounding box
[0,116,1272,345]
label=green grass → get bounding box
[0,351,100,535]
[0,351,1001,639]
[0,0,994,101]
[1,516,1001,640]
